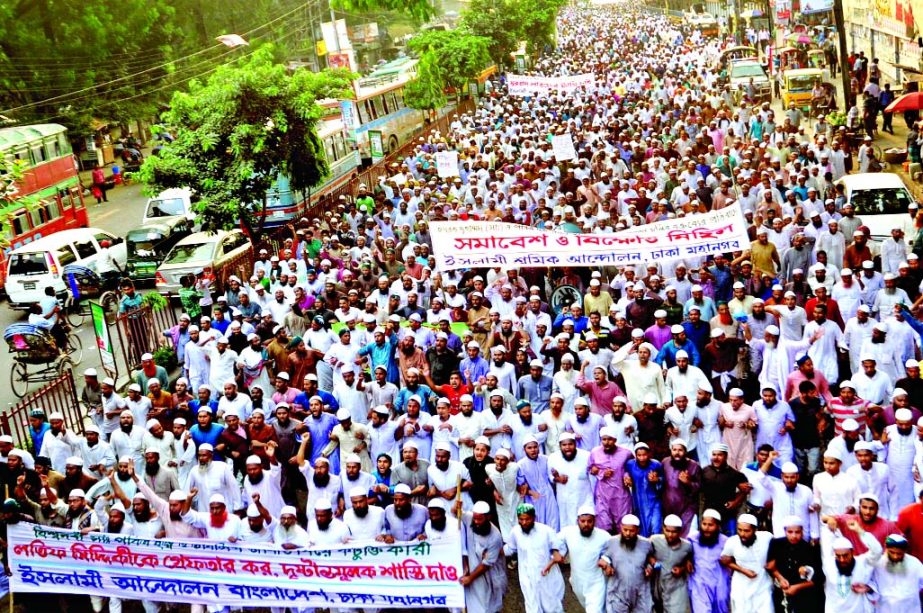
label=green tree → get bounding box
[408,31,492,101]
[403,53,447,116]
[330,0,435,24]
[460,0,524,68]
[139,46,354,242]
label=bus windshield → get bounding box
[850,188,912,215]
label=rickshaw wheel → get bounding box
[64,302,87,328]
[10,362,30,398]
[100,291,119,325]
[65,332,83,365]
[56,356,74,379]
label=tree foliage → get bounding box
[330,0,435,24]
[403,53,447,113]
[139,46,354,241]
[460,0,567,66]
[407,31,492,100]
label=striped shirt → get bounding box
[827,398,870,436]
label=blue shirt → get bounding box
[394,384,436,415]
[189,423,225,459]
[357,335,400,384]
[710,265,733,303]
[654,339,702,368]
[293,390,338,412]
[517,374,553,413]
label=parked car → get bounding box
[728,60,771,103]
[125,218,191,284]
[835,173,916,243]
[154,230,251,294]
[143,187,195,225]
[6,228,126,309]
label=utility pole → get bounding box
[832,0,852,107]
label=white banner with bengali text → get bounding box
[506,73,595,96]
[435,151,459,178]
[8,523,464,609]
[551,134,577,161]
[430,207,750,270]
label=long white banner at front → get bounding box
[506,73,595,96]
[430,207,750,270]
[8,523,464,609]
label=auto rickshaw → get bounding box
[715,46,759,73]
[780,68,824,112]
[125,218,191,284]
[774,46,808,73]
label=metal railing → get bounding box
[110,301,181,375]
[1,370,84,451]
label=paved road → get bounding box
[0,182,149,409]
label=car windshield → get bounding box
[731,64,765,78]
[787,76,818,92]
[163,242,215,265]
[850,188,913,215]
[147,197,186,218]
[8,253,47,276]
[128,235,164,260]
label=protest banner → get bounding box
[8,523,464,609]
[506,73,594,96]
[551,134,577,161]
[435,151,459,178]
[429,207,750,270]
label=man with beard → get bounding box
[766,515,823,612]
[651,514,693,613]
[339,452,377,513]
[702,329,745,401]
[547,433,592,529]
[382,483,427,542]
[820,525,882,612]
[308,497,349,546]
[599,514,653,612]
[895,358,923,410]
[423,498,458,543]
[343,485,385,539]
[1,448,41,503]
[75,424,115,483]
[427,443,472,508]
[881,408,918,515]
[271,506,309,553]
[110,410,146,468]
[503,503,565,613]
[557,505,609,613]
[271,403,305,505]
[720,513,773,611]
[325,408,372,474]
[756,453,817,541]
[823,493,897,554]
[57,456,97,501]
[242,447,283,518]
[142,419,175,467]
[517,438,559,531]
[138,448,178,501]
[689,509,731,612]
[295,435,341,511]
[182,491,241,542]
[87,500,136,613]
[661,439,701,537]
[624,442,664,537]
[859,323,904,384]
[64,488,100,533]
[186,443,241,513]
[701,444,750,535]
[239,497,275,544]
[460,500,507,613]
[587,427,633,534]
[392,440,429,505]
[301,395,340,475]
[41,411,81,473]
[664,353,709,413]
[870,534,923,610]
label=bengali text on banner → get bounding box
[430,207,750,270]
[8,523,464,608]
[506,73,595,96]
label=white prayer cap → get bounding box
[781,462,799,474]
[824,447,844,462]
[631,328,645,338]
[895,408,914,422]
[208,494,226,506]
[654,309,667,319]
[874,322,889,333]
[574,397,590,407]
[314,456,329,465]
[402,440,418,451]
[65,455,84,467]
[698,380,713,393]
[738,513,758,527]
[246,504,261,518]
[621,514,640,527]
[577,505,596,517]
[859,492,880,505]
[475,436,490,447]
[245,455,262,465]
[393,484,412,496]
[702,509,722,521]
[434,442,453,454]
[860,353,876,362]
[663,515,683,528]
[345,453,362,464]
[349,486,367,499]
[68,489,86,500]
[174,418,187,426]
[670,325,685,335]
[472,501,491,515]
[84,368,98,377]
[280,505,298,517]
[558,432,576,443]
[783,515,804,528]
[336,409,352,421]
[832,537,854,551]
[728,388,744,397]
[313,499,333,511]
[0,435,13,445]
[675,350,689,359]
[522,435,539,448]
[599,427,617,440]
[710,328,725,339]
[642,393,659,405]
[854,441,872,452]
[857,304,871,313]
[132,492,148,502]
[84,424,100,434]
[128,383,142,393]
[842,418,860,432]
[199,443,214,453]
[670,438,687,449]
[144,447,161,456]
[907,359,921,368]
[766,325,780,336]
[110,501,127,514]
[169,490,188,502]
[428,499,447,511]
[712,443,729,454]
[120,409,134,418]
[840,381,856,391]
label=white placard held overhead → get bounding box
[435,151,459,178]
[551,134,577,161]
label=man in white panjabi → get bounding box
[720,513,773,612]
[557,505,608,613]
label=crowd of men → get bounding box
[6,5,923,613]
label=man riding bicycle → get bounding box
[97,240,123,289]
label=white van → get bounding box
[143,187,195,224]
[6,228,127,309]
[835,173,917,242]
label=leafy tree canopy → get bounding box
[139,46,354,240]
[407,31,492,96]
[403,53,447,113]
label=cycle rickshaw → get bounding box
[61,264,120,326]
[4,323,83,398]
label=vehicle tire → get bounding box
[388,135,399,153]
[57,356,74,379]
[64,299,87,328]
[100,291,119,325]
[10,362,30,399]
[66,332,84,365]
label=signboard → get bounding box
[430,208,751,270]
[340,100,359,135]
[321,19,352,52]
[551,134,577,161]
[800,0,833,14]
[369,130,384,162]
[9,523,464,609]
[328,52,352,70]
[506,73,594,96]
[91,302,116,377]
[435,151,459,178]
